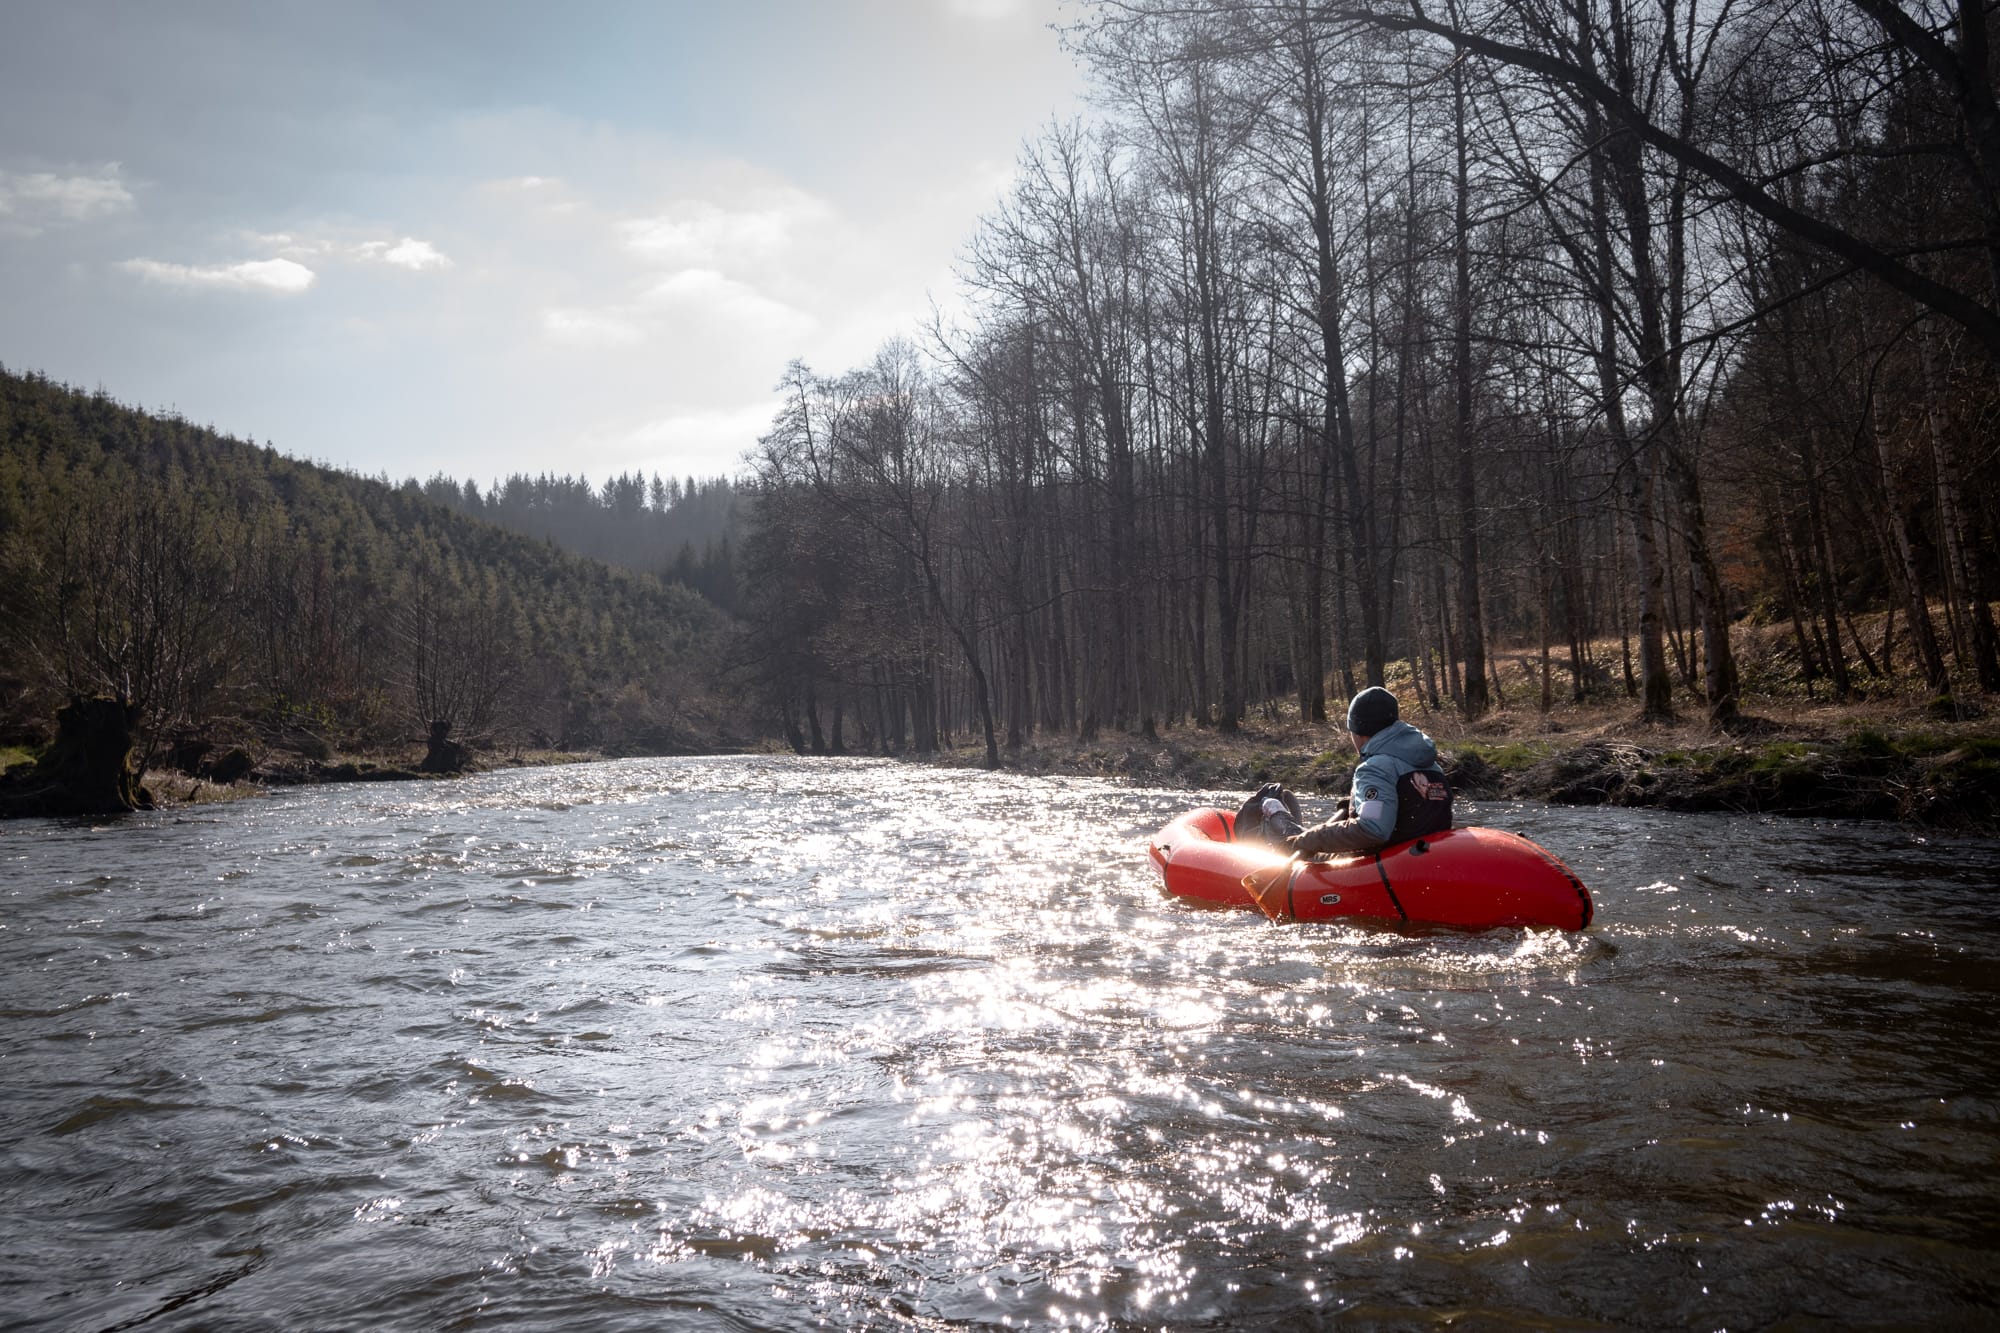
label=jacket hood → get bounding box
[1360,718,1438,768]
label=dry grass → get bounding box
[144,771,262,807]
[957,609,2000,812]
[1372,606,1994,752]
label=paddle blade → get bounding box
[1240,859,1295,922]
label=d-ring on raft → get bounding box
[1148,808,1593,931]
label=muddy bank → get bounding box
[0,744,616,817]
[237,746,612,791]
[1453,733,2000,827]
[960,717,2000,831]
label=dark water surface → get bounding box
[2,756,1996,1330]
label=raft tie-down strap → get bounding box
[1373,853,1409,923]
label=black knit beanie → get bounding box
[1346,686,1398,737]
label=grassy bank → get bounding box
[950,697,2000,829]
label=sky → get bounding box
[0,0,1087,482]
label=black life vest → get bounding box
[1390,767,1453,842]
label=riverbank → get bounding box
[247,746,611,787]
[0,744,618,816]
[132,741,790,810]
[951,695,2000,830]
[10,698,1994,830]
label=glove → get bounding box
[1260,795,1303,840]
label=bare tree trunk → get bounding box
[1920,323,2000,688]
[1870,415,1952,695]
[1576,41,1672,718]
[1450,55,1489,718]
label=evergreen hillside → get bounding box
[0,367,752,777]
[414,469,743,615]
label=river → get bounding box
[1,756,1995,1330]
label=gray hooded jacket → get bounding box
[1294,719,1449,854]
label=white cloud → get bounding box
[383,237,450,270]
[541,268,814,354]
[645,268,815,338]
[0,167,134,232]
[541,307,647,346]
[240,229,304,251]
[238,229,453,271]
[583,401,781,474]
[358,236,452,270]
[121,256,316,293]
[619,190,832,274]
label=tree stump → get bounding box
[0,696,152,815]
[419,719,470,774]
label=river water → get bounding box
[1,756,1995,1331]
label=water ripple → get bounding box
[0,758,1996,1329]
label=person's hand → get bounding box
[1283,832,1304,855]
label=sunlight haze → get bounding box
[0,0,1084,481]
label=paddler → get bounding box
[1284,686,1453,854]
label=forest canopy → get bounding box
[734,0,2000,765]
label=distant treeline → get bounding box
[0,368,748,771]
[736,0,2000,766]
[413,470,743,614]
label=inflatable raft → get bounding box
[1149,807,1593,931]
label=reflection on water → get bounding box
[2,756,1997,1329]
